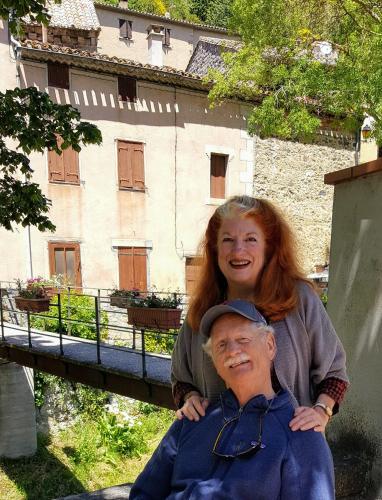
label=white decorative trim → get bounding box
[205,197,225,206]
[111,239,153,248]
[204,145,234,160]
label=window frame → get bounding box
[48,241,82,288]
[47,136,80,185]
[118,75,137,102]
[119,18,133,39]
[118,246,148,291]
[47,62,70,89]
[117,139,145,191]
[210,153,228,199]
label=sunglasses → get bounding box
[212,413,266,459]
[212,392,278,459]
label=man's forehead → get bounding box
[210,313,258,337]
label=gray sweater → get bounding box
[171,282,348,407]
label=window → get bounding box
[48,242,82,287]
[164,28,171,47]
[119,18,132,39]
[48,136,80,184]
[117,140,145,190]
[118,76,137,102]
[118,247,147,291]
[210,153,227,198]
[47,62,70,89]
[185,257,201,297]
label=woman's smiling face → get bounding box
[217,215,266,293]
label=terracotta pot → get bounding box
[127,306,182,330]
[110,295,129,308]
[15,296,51,313]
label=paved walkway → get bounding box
[0,322,171,386]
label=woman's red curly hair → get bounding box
[187,196,312,330]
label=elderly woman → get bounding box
[131,301,335,499]
[172,196,348,431]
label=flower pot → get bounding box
[43,286,59,298]
[110,295,129,308]
[127,306,182,330]
[15,296,51,313]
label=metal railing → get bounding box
[0,284,186,379]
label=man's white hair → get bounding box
[202,321,275,358]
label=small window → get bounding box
[118,75,137,102]
[119,18,132,39]
[117,140,145,191]
[118,247,147,291]
[47,62,70,89]
[48,136,80,184]
[48,242,82,287]
[164,28,171,47]
[210,153,227,199]
[185,257,201,297]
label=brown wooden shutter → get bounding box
[185,257,201,297]
[118,76,137,102]
[48,62,70,89]
[131,143,145,190]
[117,140,145,190]
[63,146,80,185]
[119,19,127,37]
[127,20,132,39]
[210,154,227,198]
[118,247,147,291]
[118,141,133,188]
[48,149,65,182]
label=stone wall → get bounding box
[252,131,356,273]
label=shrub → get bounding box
[30,292,108,340]
[144,330,176,354]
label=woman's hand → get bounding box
[289,406,330,432]
[176,392,209,421]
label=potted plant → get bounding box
[127,291,183,330]
[14,278,51,313]
[109,289,140,308]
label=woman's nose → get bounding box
[232,239,243,251]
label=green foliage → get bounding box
[97,413,148,457]
[130,291,182,308]
[0,4,102,232]
[205,0,232,27]
[144,330,176,354]
[321,292,328,308]
[30,292,108,341]
[209,0,382,141]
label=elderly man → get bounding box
[130,300,335,500]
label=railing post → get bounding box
[95,296,101,364]
[0,287,4,341]
[58,293,64,356]
[132,325,136,349]
[27,311,32,348]
[141,327,147,378]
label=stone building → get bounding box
[0,0,372,292]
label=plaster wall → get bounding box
[96,7,238,70]
[252,133,355,273]
[0,60,249,291]
[327,173,382,493]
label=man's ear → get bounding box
[266,333,276,361]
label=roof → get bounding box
[25,0,100,31]
[19,40,209,92]
[186,36,241,76]
[94,1,228,34]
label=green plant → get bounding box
[130,291,182,309]
[97,412,147,457]
[16,277,48,299]
[144,330,176,354]
[30,292,108,340]
[320,292,328,308]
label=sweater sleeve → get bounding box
[171,321,196,392]
[129,420,182,499]
[281,431,335,500]
[300,284,349,387]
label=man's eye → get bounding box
[238,338,250,343]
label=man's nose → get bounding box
[226,340,241,355]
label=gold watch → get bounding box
[313,402,333,419]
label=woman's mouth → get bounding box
[229,259,251,269]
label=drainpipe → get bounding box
[173,86,184,259]
[9,23,34,278]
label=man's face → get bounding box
[210,313,275,392]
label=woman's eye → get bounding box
[222,237,233,242]
[247,236,257,242]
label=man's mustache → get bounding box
[223,353,250,368]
